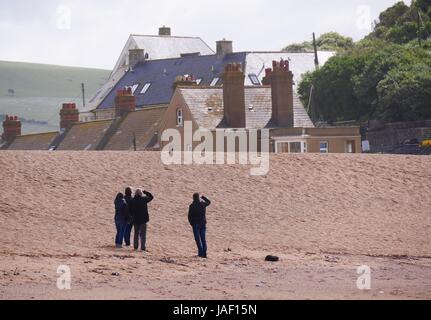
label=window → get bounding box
[176,108,183,126]
[210,77,220,86]
[140,83,151,95]
[128,84,139,94]
[196,79,202,85]
[248,74,260,85]
[320,141,329,153]
[276,141,306,153]
[346,141,355,153]
[289,142,302,153]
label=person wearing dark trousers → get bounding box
[114,193,130,249]
[130,188,154,251]
[188,193,211,258]
[124,187,134,246]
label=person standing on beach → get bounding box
[114,193,130,249]
[188,193,211,258]
[123,187,134,247]
[130,188,154,251]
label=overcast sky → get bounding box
[0,0,407,70]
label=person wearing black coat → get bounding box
[188,193,211,258]
[114,193,130,249]
[123,187,134,246]
[130,188,154,251]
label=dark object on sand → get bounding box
[265,255,279,262]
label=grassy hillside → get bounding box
[0,60,109,98]
[0,61,110,134]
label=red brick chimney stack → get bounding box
[269,59,294,128]
[115,87,136,117]
[262,68,273,86]
[2,115,22,142]
[222,63,246,128]
[60,103,79,130]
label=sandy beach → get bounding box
[0,151,430,299]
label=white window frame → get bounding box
[248,74,260,85]
[140,83,151,95]
[319,141,329,153]
[176,108,183,127]
[345,140,355,153]
[129,84,139,94]
[210,77,220,86]
[273,138,307,153]
[196,79,202,85]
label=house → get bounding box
[90,34,334,119]
[84,26,215,113]
[159,61,361,154]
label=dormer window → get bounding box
[248,74,260,85]
[210,77,220,86]
[176,108,183,127]
[140,83,151,95]
[128,84,139,94]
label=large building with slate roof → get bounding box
[91,49,334,120]
[84,26,215,112]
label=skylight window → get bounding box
[140,83,151,95]
[249,74,260,85]
[129,84,139,94]
[210,77,220,86]
[196,79,202,85]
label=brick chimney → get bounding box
[172,75,198,92]
[262,68,272,86]
[159,26,171,36]
[216,39,233,56]
[115,87,136,117]
[60,103,79,130]
[269,59,294,128]
[129,48,145,70]
[2,115,21,142]
[222,63,246,128]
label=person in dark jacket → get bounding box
[123,187,134,246]
[188,193,211,258]
[130,188,154,251]
[114,193,130,249]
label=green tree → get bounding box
[282,32,354,53]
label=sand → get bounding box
[0,151,430,300]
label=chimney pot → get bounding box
[269,60,294,127]
[2,115,21,142]
[115,87,136,117]
[216,39,233,56]
[60,102,79,130]
[159,26,171,36]
[222,63,246,128]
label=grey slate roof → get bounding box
[7,132,58,150]
[179,87,315,129]
[104,107,166,150]
[97,51,334,112]
[56,119,113,151]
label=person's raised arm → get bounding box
[143,191,154,203]
[201,196,211,207]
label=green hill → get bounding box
[0,60,110,134]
